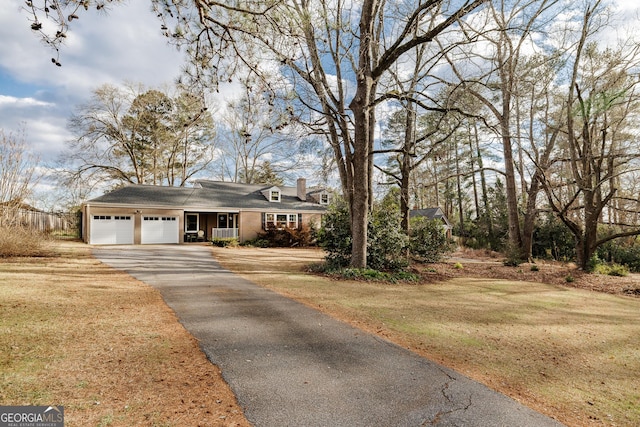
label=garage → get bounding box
[90,215,134,245]
[141,216,179,244]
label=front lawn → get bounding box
[212,246,640,427]
[0,241,249,427]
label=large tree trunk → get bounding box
[349,101,371,268]
[501,131,523,251]
[520,178,539,260]
[498,44,523,254]
[348,1,376,268]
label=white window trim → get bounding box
[185,213,199,232]
[264,212,298,229]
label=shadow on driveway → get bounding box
[93,245,564,427]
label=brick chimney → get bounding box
[297,178,307,201]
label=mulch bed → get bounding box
[414,253,640,297]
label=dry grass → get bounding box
[0,241,249,427]
[0,226,55,258]
[212,246,640,427]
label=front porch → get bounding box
[184,211,239,242]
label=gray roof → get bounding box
[409,208,449,224]
[85,181,328,212]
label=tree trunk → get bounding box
[502,134,522,248]
[475,124,495,249]
[455,138,465,237]
[399,102,417,234]
[350,106,370,268]
[520,177,539,260]
[346,0,380,268]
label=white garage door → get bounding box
[90,215,134,245]
[141,216,179,244]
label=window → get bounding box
[93,215,111,220]
[264,212,298,229]
[186,214,198,232]
[320,193,329,205]
[114,216,130,220]
[270,190,281,202]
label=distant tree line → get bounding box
[25,0,640,271]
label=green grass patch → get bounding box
[318,265,420,283]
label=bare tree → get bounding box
[541,2,640,269]
[25,0,487,268]
[217,74,312,184]
[442,0,561,259]
[64,83,216,188]
[0,127,40,225]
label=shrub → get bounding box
[409,217,453,263]
[532,214,576,261]
[367,206,409,271]
[597,240,640,273]
[317,200,409,271]
[241,238,271,248]
[565,274,574,283]
[607,264,629,277]
[0,226,53,257]
[210,238,239,247]
[592,262,629,277]
[316,265,419,283]
[453,262,464,269]
[257,223,314,248]
[502,242,523,267]
[530,264,539,272]
[316,201,353,268]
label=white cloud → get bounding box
[0,0,185,189]
[0,95,53,108]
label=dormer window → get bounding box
[261,186,282,202]
[320,193,329,205]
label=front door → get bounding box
[218,214,228,229]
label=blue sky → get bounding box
[1,0,638,209]
[0,1,185,161]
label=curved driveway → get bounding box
[93,245,564,427]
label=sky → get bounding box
[1,0,639,209]
[0,1,185,161]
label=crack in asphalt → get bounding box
[93,245,566,427]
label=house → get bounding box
[81,178,329,245]
[409,207,452,238]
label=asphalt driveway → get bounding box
[93,245,564,427]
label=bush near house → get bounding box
[317,201,409,271]
[409,217,453,263]
[318,201,452,272]
[316,202,352,268]
[256,223,315,247]
[210,237,239,247]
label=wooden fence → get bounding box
[0,206,79,234]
